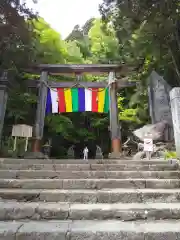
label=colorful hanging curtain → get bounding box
[46,88,109,114]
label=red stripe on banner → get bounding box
[57,88,66,112]
[92,88,98,112]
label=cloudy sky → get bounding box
[27,0,102,38]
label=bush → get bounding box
[165,151,177,159]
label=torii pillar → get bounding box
[108,72,122,158]
[32,71,48,153]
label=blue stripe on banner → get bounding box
[78,88,85,112]
[46,88,52,114]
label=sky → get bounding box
[27,0,103,39]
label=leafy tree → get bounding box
[88,19,120,63]
[65,41,84,63]
[100,0,180,86]
[0,0,37,69]
[32,18,68,64]
[66,25,83,42]
[1,0,38,130]
[66,19,95,59]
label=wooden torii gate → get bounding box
[0,64,135,158]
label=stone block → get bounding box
[36,203,69,220]
[145,232,180,240]
[97,190,141,203]
[1,169,179,180]
[69,220,145,240]
[2,178,180,190]
[4,205,36,220]
[63,179,97,189]
[16,221,69,240]
[0,170,17,179]
[0,221,24,240]
[145,179,180,189]
[0,189,180,203]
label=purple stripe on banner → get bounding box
[46,88,52,114]
[78,88,85,112]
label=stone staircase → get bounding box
[0,158,180,239]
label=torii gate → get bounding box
[0,64,135,158]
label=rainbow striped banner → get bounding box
[46,88,109,114]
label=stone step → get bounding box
[0,188,180,203]
[0,158,173,165]
[0,163,178,171]
[0,178,180,189]
[1,220,180,239]
[1,201,180,221]
[0,170,179,179]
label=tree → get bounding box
[88,19,120,63]
[32,18,68,64]
[66,25,83,42]
[65,41,84,63]
[100,0,180,86]
[0,0,37,69]
[66,19,95,59]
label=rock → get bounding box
[133,121,168,141]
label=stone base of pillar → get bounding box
[26,138,45,159]
[108,151,122,159]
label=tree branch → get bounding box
[168,44,180,85]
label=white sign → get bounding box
[144,138,153,152]
[12,124,32,138]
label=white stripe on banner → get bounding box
[50,89,58,113]
[85,88,92,111]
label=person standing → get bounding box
[83,146,89,161]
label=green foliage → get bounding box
[66,19,94,60]
[165,151,177,160]
[45,114,74,140]
[32,18,68,64]
[91,116,109,129]
[88,19,120,63]
[65,41,84,63]
[101,0,180,86]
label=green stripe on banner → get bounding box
[103,88,109,113]
[71,88,79,112]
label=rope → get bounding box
[41,79,111,92]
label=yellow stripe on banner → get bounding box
[64,88,72,112]
[98,88,106,113]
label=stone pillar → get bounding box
[0,71,9,147]
[32,71,48,153]
[108,72,122,158]
[169,87,180,159]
